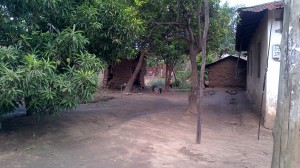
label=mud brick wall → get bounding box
[206,58,247,88]
[109,60,133,89]
[107,58,146,89]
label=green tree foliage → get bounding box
[152,37,187,90]
[196,53,213,65]
[0,0,144,63]
[208,2,237,56]
[0,0,236,115]
[133,0,235,94]
[71,1,144,63]
[136,0,235,59]
[0,0,144,116]
[0,28,103,116]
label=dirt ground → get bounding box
[0,88,299,168]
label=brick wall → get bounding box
[109,60,133,89]
[104,58,146,89]
[206,57,247,88]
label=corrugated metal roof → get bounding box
[239,1,284,13]
[206,56,247,68]
[235,1,284,51]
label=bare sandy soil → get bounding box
[0,88,299,168]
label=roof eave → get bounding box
[235,1,284,52]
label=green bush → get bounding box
[148,78,165,88]
[0,27,104,116]
[174,71,191,89]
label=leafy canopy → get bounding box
[0,0,145,63]
[0,27,103,116]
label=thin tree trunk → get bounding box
[187,49,198,113]
[124,50,146,93]
[165,64,170,91]
[165,64,174,92]
[173,68,177,84]
[102,69,109,88]
[169,65,174,89]
[154,63,160,76]
[271,0,300,167]
[196,0,209,144]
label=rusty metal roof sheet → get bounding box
[239,1,284,13]
[206,56,247,68]
[235,1,284,51]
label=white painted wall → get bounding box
[246,9,282,129]
[265,9,282,128]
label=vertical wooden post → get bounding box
[196,0,210,144]
[271,0,300,167]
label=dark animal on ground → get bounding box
[152,86,162,94]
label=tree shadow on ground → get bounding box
[0,93,188,152]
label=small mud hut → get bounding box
[205,56,247,88]
[102,56,146,89]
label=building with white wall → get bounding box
[235,1,283,129]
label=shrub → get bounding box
[174,71,191,89]
[148,78,165,88]
[0,27,104,117]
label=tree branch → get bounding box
[187,18,196,48]
[150,22,183,26]
[202,0,209,45]
[184,28,192,45]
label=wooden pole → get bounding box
[196,0,210,144]
[271,0,300,167]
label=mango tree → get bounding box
[0,0,144,116]
[0,27,103,116]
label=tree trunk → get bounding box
[173,70,177,86]
[102,69,109,88]
[196,0,210,144]
[165,64,174,92]
[165,64,170,91]
[124,50,146,93]
[187,49,198,113]
[157,65,160,77]
[169,65,174,89]
[25,97,33,116]
[271,0,300,167]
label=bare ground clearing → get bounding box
[0,88,299,168]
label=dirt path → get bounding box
[0,89,299,168]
